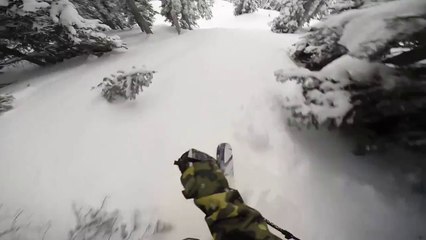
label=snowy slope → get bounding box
[1,1,426,240]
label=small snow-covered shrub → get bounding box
[0,94,14,113]
[69,198,172,240]
[271,17,298,34]
[69,200,134,240]
[234,0,258,15]
[277,0,426,153]
[0,205,51,239]
[95,67,155,102]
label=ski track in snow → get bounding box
[0,1,425,240]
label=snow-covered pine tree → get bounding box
[276,0,426,153]
[234,0,258,15]
[271,0,328,33]
[0,0,124,68]
[258,0,286,11]
[131,0,157,32]
[95,67,155,102]
[161,0,213,33]
[71,0,156,33]
[126,0,155,33]
[70,0,130,29]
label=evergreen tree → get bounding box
[276,0,426,153]
[134,0,157,32]
[161,0,213,33]
[234,0,258,16]
[70,0,130,29]
[126,0,154,33]
[257,0,287,11]
[71,0,156,32]
[0,0,124,68]
[271,0,327,33]
[95,67,155,102]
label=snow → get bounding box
[1,1,426,240]
[197,0,279,30]
[22,0,49,12]
[0,0,8,7]
[320,55,398,87]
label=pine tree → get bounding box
[0,0,124,68]
[70,0,130,29]
[271,0,327,33]
[70,0,156,32]
[258,0,287,11]
[133,0,157,32]
[95,67,155,102]
[276,0,426,153]
[234,0,258,16]
[161,0,213,33]
[126,0,154,33]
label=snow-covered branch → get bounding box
[0,0,124,68]
[271,0,328,33]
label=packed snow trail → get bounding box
[1,1,426,240]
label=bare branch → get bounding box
[42,222,51,240]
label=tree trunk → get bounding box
[171,11,181,34]
[92,0,118,29]
[182,14,193,30]
[306,0,326,24]
[126,0,153,34]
